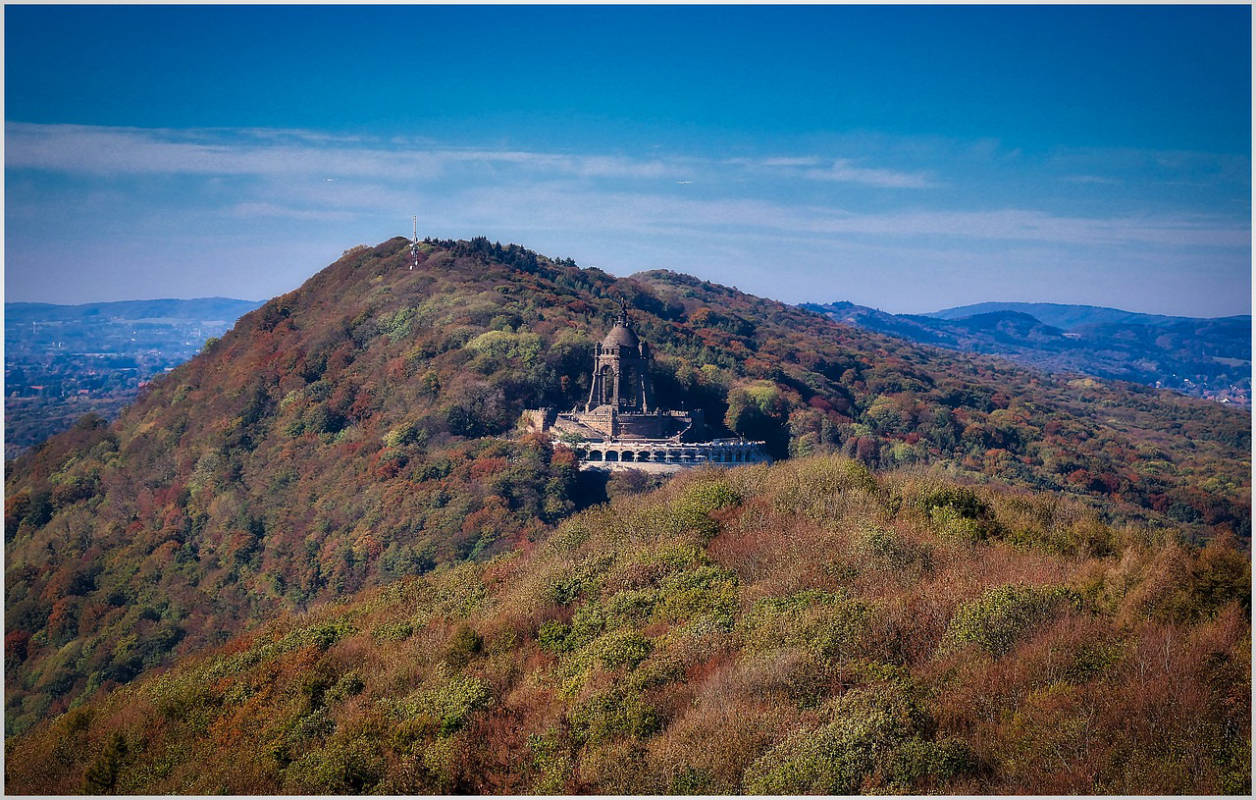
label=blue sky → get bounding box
[4,4,1251,315]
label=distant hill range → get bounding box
[6,297,262,326]
[5,297,262,457]
[927,301,1229,329]
[801,300,1251,406]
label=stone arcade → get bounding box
[523,303,769,472]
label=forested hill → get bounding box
[5,236,1250,736]
[7,457,1250,794]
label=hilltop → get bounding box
[6,456,1249,794]
[5,237,1249,737]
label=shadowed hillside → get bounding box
[5,237,1249,738]
[6,456,1248,794]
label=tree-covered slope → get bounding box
[6,457,1249,794]
[5,237,1249,736]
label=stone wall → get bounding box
[521,407,556,434]
[571,439,769,469]
[612,413,669,439]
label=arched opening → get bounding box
[638,451,650,462]
[621,366,640,411]
[598,366,615,405]
[606,450,619,462]
[588,450,603,461]
[622,451,635,462]
[653,451,666,462]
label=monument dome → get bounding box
[601,323,639,349]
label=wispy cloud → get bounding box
[1062,174,1122,185]
[227,202,358,222]
[803,158,937,188]
[8,123,1245,251]
[440,184,1248,249]
[726,154,935,188]
[6,123,1248,314]
[726,156,823,168]
[3,123,672,181]
[7,123,944,188]
[1048,146,1250,186]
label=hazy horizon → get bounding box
[6,281,1253,323]
[5,5,1251,316]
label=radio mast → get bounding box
[409,215,419,270]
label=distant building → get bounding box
[523,302,769,472]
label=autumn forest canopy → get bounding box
[4,237,1250,794]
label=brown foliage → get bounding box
[6,455,1247,795]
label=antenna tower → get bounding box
[409,216,419,270]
